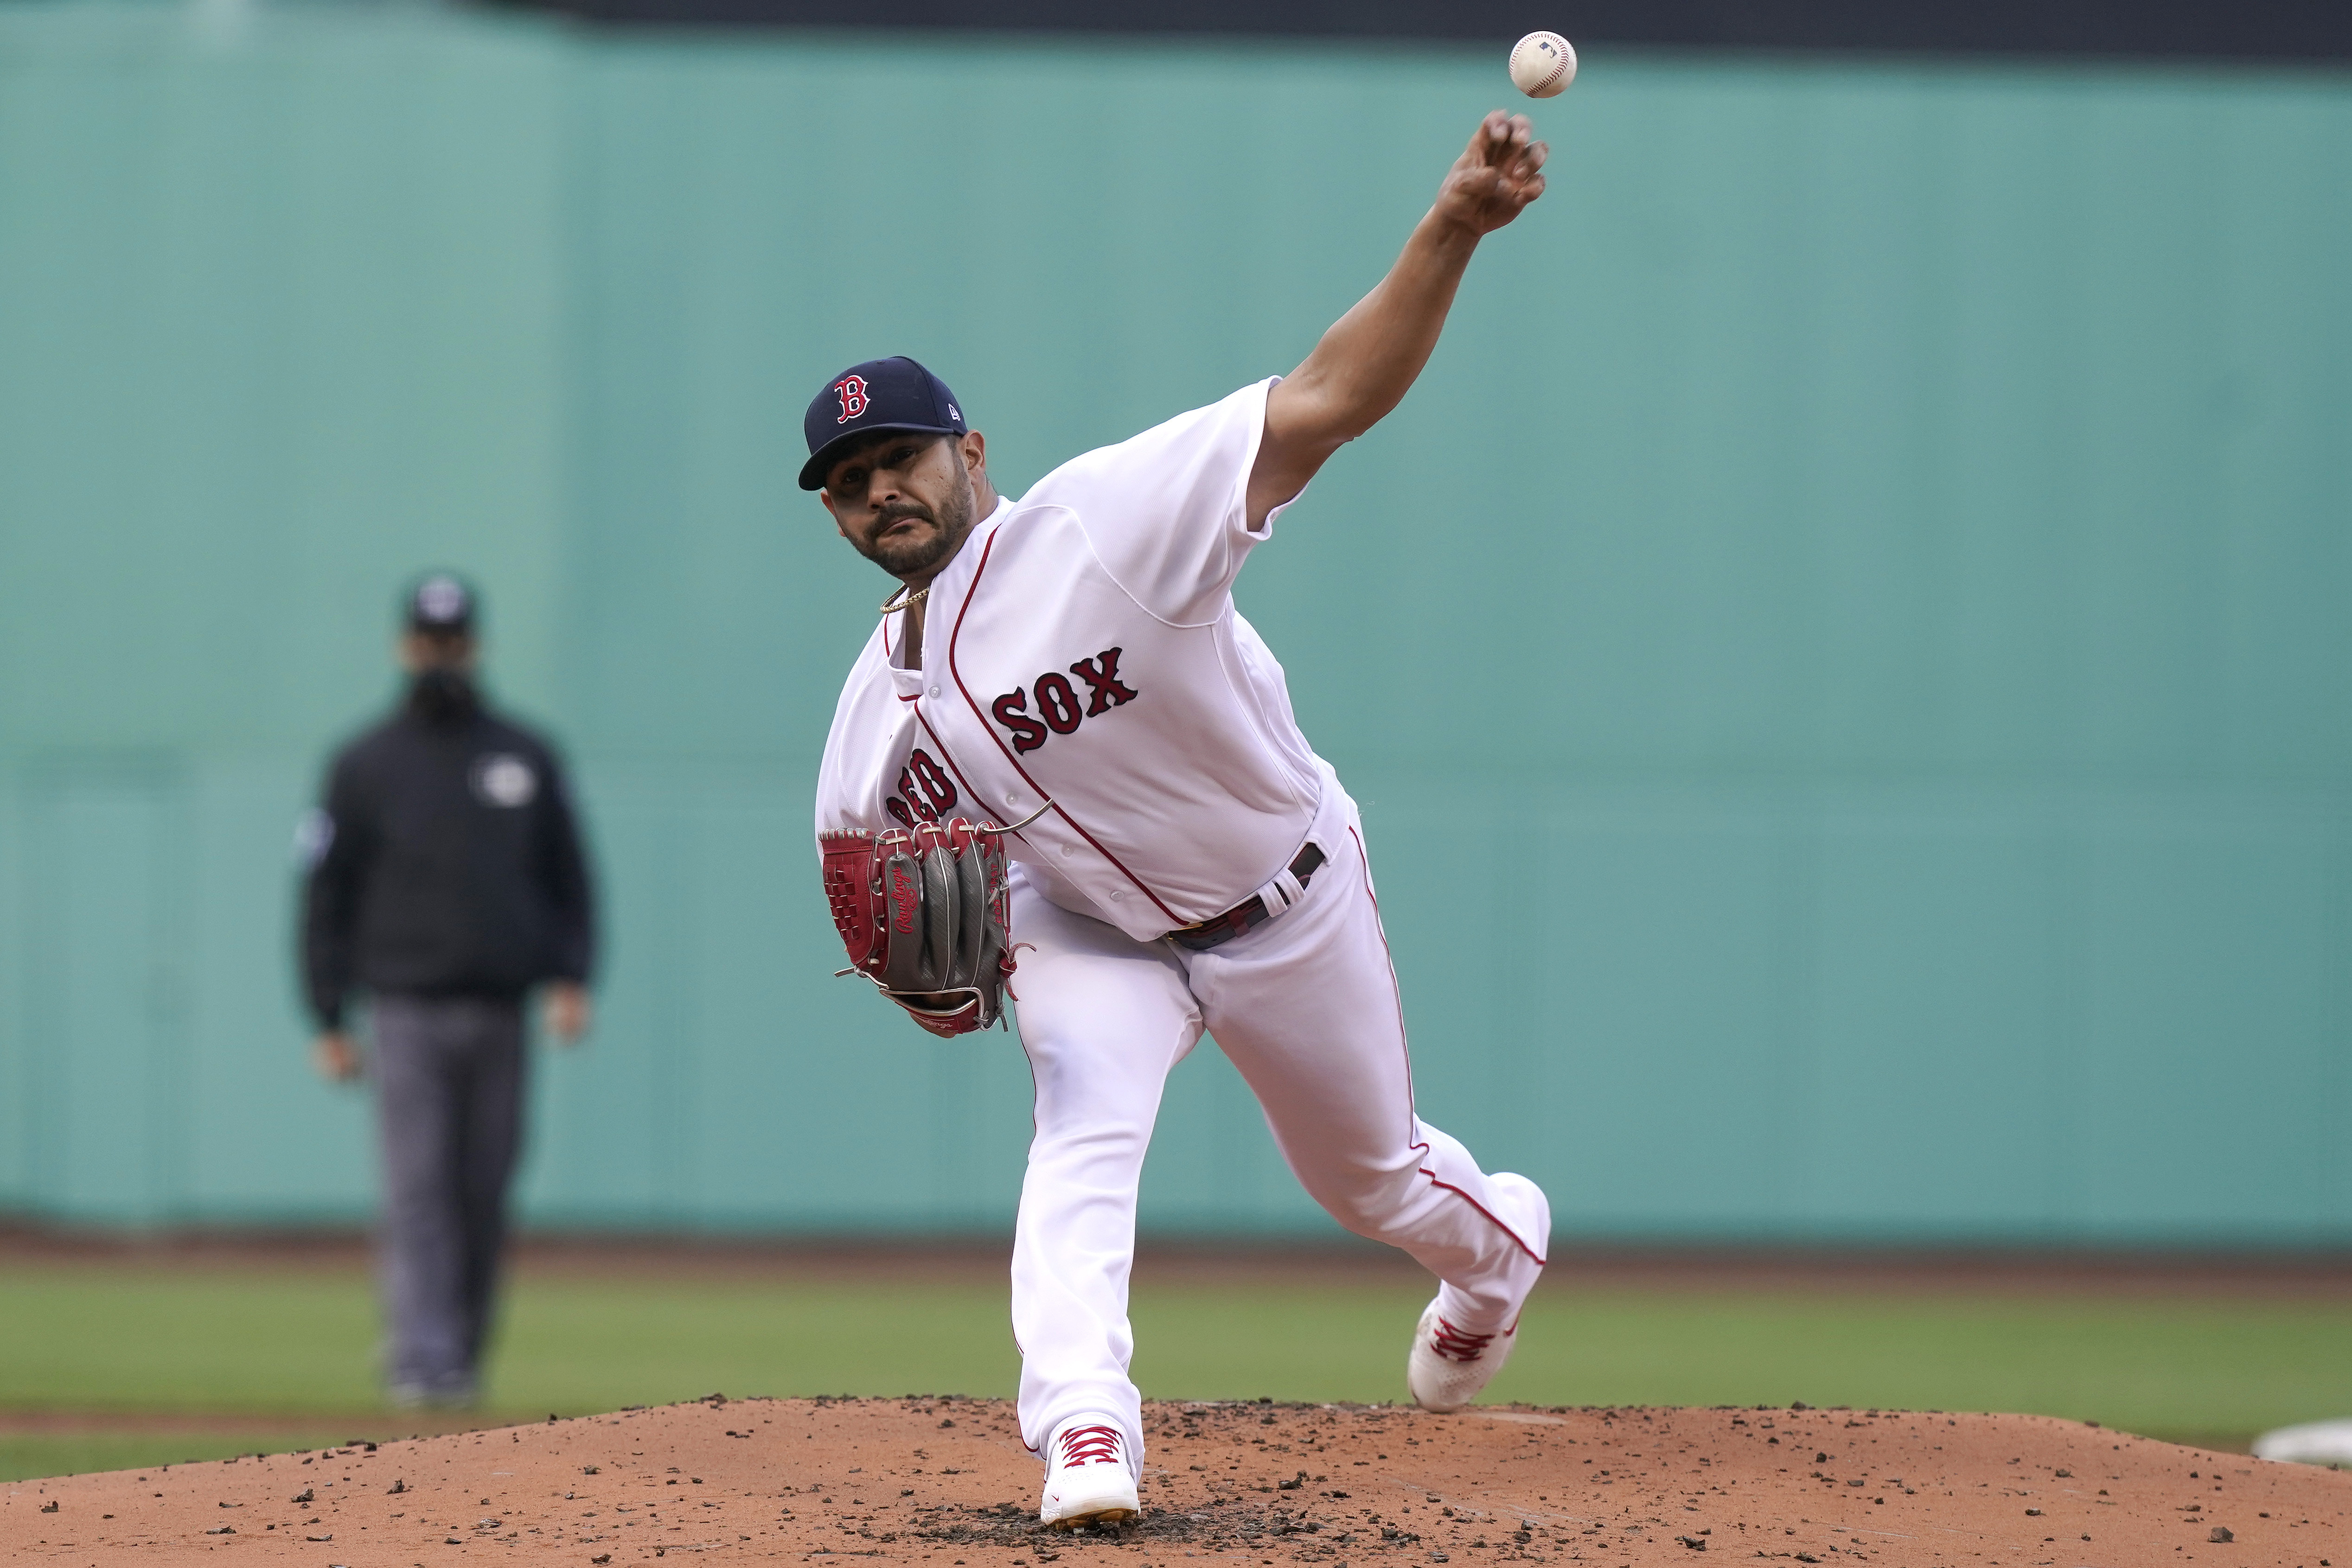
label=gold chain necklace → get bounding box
[879,584,929,616]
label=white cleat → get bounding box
[1039,1416,1140,1529]
[1406,1299,1520,1413]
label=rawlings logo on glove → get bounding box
[822,817,1017,1037]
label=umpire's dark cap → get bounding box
[403,572,478,635]
[799,357,967,491]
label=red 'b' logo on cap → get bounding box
[835,375,870,424]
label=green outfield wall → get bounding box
[2,0,2347,1243]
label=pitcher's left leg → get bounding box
[1186,812,1549,1399]
[1006,872,1202,1501]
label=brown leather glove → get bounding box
[822,817,1016,1037]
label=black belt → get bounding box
[1166,843,1326,951]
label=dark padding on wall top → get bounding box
[480,0,2352,64]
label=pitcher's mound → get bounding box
[5,1395,2347,1564]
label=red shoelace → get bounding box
[1428,1316,1496,1364]
[1057,1424,1124,1467]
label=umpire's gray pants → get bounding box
[371,994,526,1394]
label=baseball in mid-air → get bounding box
[1508,31,1577,97]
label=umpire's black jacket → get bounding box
[300,686,595,1031]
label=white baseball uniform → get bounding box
[815,378,1551,1472]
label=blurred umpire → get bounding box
[298,573,597,1408]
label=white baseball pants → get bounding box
[1005,771,1551,1472]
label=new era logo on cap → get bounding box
[799,357,968,490]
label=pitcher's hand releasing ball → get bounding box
[1510,31,1577,97]
[1436,111,1549,235]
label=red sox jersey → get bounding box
[814,379,1324,943]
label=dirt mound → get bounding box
[4,1395,2346,1564]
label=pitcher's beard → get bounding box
[870,527,951,578]
[862,484,973,580]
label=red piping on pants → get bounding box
[1351,825,1547,1268]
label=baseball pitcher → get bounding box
[810,113,1553,1529]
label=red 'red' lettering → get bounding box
[908,748,958,814]
[884,796,916,829]
[1068,648,1139,716]
[992,688,1049,753]
[1034,673,1083,734]
[895,767,940,821]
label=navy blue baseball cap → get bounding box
[799,356,968,491]
[403,572,477,634]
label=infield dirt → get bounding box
[3,1395,2346,1566]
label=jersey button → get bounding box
[1060,844,1074,857]
[928,685,940,698]
[1109,889,1124,901]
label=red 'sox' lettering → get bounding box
[989,647,1138,753]
[992,688,1049,754]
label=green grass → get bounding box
[4,1264,2348,1481]
[0,1269,1023,1416]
